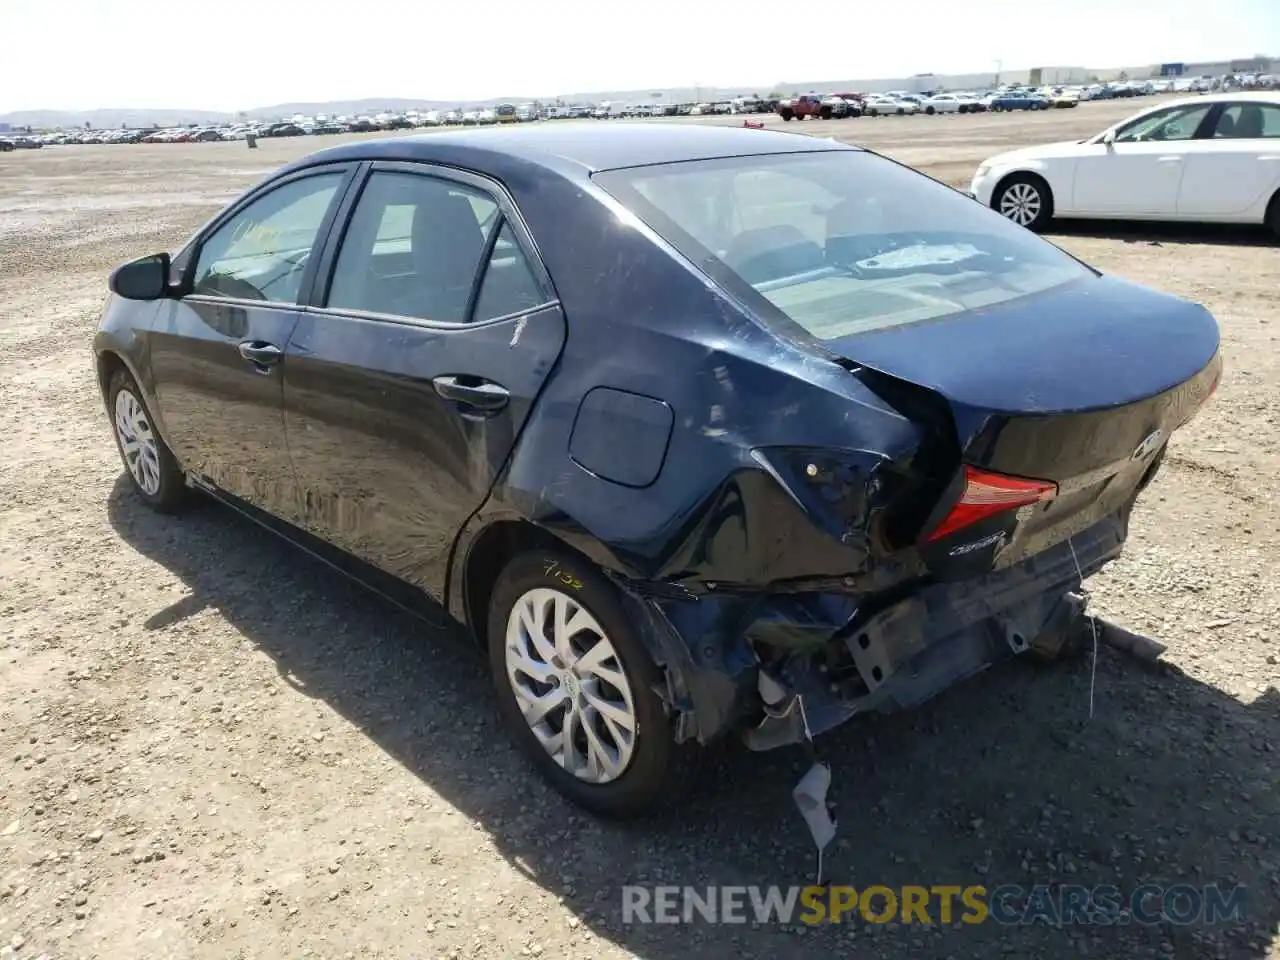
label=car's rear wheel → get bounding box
[925,105,935,115]
[107,367,190,512]
[993,173,1053,232]
[1266,190,1280,240]
[487,550,695,818]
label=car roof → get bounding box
[288,122,859,177]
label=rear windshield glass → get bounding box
[594,151,1089,340]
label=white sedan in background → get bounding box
[920,93,979,114]
[969,92,1280,235]
[863,94,920,116]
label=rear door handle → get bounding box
[432,375,509,414]
[1157,156,1183,163]
[238,340,283,366]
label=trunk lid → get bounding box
[829,274,1221,574]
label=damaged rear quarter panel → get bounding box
[458,170,928,587]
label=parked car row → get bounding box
[775,85,1086,120]
[0,136,43,150]
[18,73,1278,150]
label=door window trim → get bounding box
[306,160,559,330]
[178,162,362,310]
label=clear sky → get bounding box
[2,0,1276,111]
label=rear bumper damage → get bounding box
[623,511,1128,750]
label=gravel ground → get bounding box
[1,100,1277,960]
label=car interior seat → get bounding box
[1232,106,1264,138]
[408,191,488,323]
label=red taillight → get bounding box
[924,465,1058,542]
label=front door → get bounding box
[283,164,566,597]
[1072,102,1214,217]
[149,168,352,519]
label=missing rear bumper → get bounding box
[739,515,1125,750]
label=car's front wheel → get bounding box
[107,367,190,512]
[992,173,1053,231]
[488,550,695,818]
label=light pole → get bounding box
[993,59,1003,86]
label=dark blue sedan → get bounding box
[95,124,1221,817]
[990,91,1051,111]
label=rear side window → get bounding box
[327,172,499,323]
[473,222,548,321]
[594,151,1088,341]
[1212,102,1280,138]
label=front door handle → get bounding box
[432,375,509,414]
[1157,156,1183,163]
[238,340,283,366]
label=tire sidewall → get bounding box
[107,369,186,510]
[486,550,677,816]
[1266,192,1280,240]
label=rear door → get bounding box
[1071,101,1214,216]
[1176,100,1280,218]
[149,165,355,520]
[283,162,566,598]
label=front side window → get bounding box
[192,173,343,303]
[595,150,1088,341]
[327,172,499,323]
[1212,102,1280,138]
[1113,104,1212,142]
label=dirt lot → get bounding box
[1,99,1278,960]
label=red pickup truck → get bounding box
[776,94,862,120]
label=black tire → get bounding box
[991,173,1054,232]
[1266,191,1280,241]
[106,367,190,512]
[780,109,794,121]
[819,106,832,120]
[925,105,936,115]
[487,549,697,818]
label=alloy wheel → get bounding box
[114,388,161,495]
[504,587,638,784]
[999,182,1042,226]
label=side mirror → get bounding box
[109,252,171,301]
[1101,129,1117,147]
